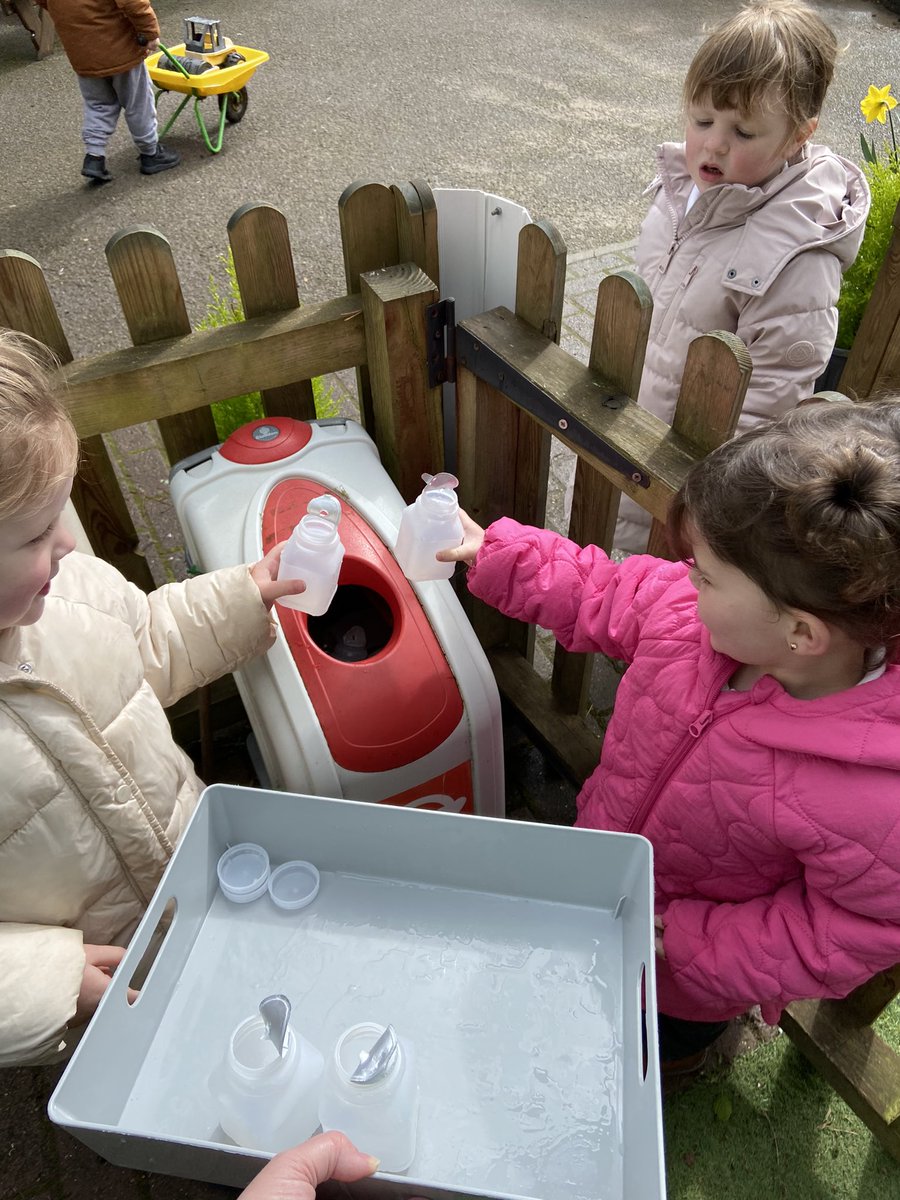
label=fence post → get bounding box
[106,228,218,464]
[339,181,400,435]
[359,263,441,501]
[228,203,316,421]
[0,249,154,591]
[840,197,900,401]
[552,270,653,714]
[644,331,751,558]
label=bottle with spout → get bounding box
[209,995,325,1153]
[394,472,464,582]
[276,494,344,615]
[318,1022,419,1173]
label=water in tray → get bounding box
[121,870,625,1200]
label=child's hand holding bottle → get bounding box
[249,541,309,610]
[435,509,485,568]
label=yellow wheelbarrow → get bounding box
[147,23,269,154]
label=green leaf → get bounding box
[713,1091,733,1123]
[860,133,878,165]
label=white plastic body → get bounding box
[209,1017,324,1153]
[276,514,345,616]
[169,420,504,814]
[394,488,463,582]
[318,1023,419,1173]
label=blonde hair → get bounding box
[668,400,900,661]
[684,0,837,137]
[0,329,79,522]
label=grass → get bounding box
[197,251,340,438]
[664,998,900,1198]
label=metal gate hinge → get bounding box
[426,298,456,388]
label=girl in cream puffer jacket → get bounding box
[0,330,303,1067]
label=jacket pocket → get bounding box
[656,265,700,342]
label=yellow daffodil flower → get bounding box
[861,84,898,125]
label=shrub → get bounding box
[197,252,340,438]
[836,159,900,350]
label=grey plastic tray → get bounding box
[49,785,665,1200]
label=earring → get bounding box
[789,642,798,651]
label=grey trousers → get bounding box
[77,64,158,156]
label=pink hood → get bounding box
[468,519,900,1023]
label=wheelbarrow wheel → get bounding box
[223,88,248,124]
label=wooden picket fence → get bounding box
[2,179,900,1164]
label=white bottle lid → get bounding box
[268,861,321,910]
[217,843,270,903]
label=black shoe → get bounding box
[139,143,180,175]
[81,153,112,183]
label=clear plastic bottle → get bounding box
[318,1022,419,1173]
[394,472,464,582]
[276,494,344,615]
[209,1012,325,1152]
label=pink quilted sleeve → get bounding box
[466,518,678,662]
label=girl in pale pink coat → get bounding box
[441,399,900,1067]
[618,0,870,552]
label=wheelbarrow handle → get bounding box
[156,42,192,79]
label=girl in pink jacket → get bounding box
[618,0,870,552]
[440,399,900,1068]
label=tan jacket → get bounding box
[618,141,870,552]
[35,0,158,76]
[0,553,274,1065]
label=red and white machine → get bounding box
[170,417,504,816]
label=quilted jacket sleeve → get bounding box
[467,518,679,663]
[734,250,841,429]
[0,924,85,1066]
[660,757,900,1023]
[119,564,275,708]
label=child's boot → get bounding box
[81,154,112,184]
[139,143,180,175]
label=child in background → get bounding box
[35,0,179,183]
[0,330,304,1067]
[617,0,869,551]
[440,399,900,1067]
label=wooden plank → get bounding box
[409,178,440,290]
[841,965,900,1027]
[338,181,399,435]
[359,263,441,501]
[840,198,900,402]
[458,306,698,525]
[645,330,751,558]
[393,182,427,277]
[59,296,366,439]
[488,647,600,787]
[455,363,520,650]
[508,220,566,661]
[106,227,217,463]
[554,270,653,712]
[0,250,154,589]
[227,203,316,421]
[781,1000,900,1153]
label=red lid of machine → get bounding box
[220,418,313,464]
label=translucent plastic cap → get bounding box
[217,842,270,903]
[421,472,459,495]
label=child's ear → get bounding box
[788,611,830,657]
[789,117,818,154]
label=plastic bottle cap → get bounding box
[217,843,270,903]
[268,861,321,910]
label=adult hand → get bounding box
[238,1131,379,1200]
[435,509,485,567]
[250,542,307,610]
[73,944,139,1025]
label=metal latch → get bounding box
[426,298,457,388]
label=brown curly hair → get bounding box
[667,400,900,659]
